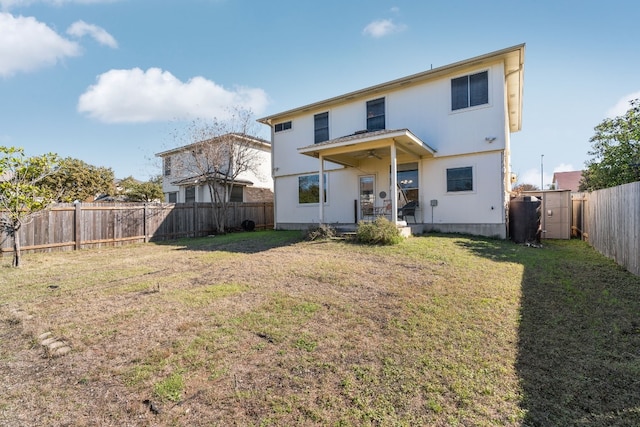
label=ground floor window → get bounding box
[166,192,177,203]
[230,185,243,202]
[447,166,473,192]
[298,174,327,204]
[185,186,196,203]
[398,162,419,203]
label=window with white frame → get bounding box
[446,166,473,192]
[229,186,243,202]
[451,71,488,111]
[398,162,419,203]
[167,192,177,203]
[274,121,292,132]
[298,174,327,204]
[366,98,385,131]
[314,112,329,144]
[185,186,196,203]
[163,156,172,176]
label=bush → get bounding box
[356,217,404,245]
[305,223,336,241]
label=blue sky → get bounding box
[1,0,638,187]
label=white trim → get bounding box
[449,69,492,114]
[445,164,476,195]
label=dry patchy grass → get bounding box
[0,231,638,426]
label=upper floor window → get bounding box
[446,166,473,192]
[163,156,172,176]
[314,112,329,144]
[274,121,292,133]
[451,71,488,111]
[366,98,385,131]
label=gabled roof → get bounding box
[552,171,583,192]
[155,133,270,158]
[258,44,525,133]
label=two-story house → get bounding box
[258,44,525,238]
[156,133,273,204]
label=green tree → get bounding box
[580,99,640,191]
[0,147,59,267]
[511,183,539,195]
[118,175,163,202]
[42,157,115,202]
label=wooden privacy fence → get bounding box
[580,181,640,277]
[1,202,274,255]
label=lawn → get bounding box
[0,231,638,426]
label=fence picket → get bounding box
[580,182,640,276]
[1,202,273,255]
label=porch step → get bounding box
[398,226,412,238]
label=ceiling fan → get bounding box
[355,149,382,160]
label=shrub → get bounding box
[356,217,404,245]
[305,223,336,241]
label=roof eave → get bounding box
[257,43,526,126]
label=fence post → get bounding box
[193,202,198,237]
[143,204,148,243]
[74,202,81,251]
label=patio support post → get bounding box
[318,154,325,223]
[390,142,399,223]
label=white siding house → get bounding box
[156,133,273,204]
[258,44,525,238]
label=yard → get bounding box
[1,231,638,426]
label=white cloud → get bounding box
[0,13,81,77]
[552,163,575,173]
[67,20,118,48]
[362,19,407,38]
[606,91,640,118]
[77,67,270,123]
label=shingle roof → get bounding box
[298,129,411,151]
[552,171,583,192]
[171,172,253,187]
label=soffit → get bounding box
[298,129,436,167]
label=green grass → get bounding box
[0,231,638,426]
[154,372,185,402]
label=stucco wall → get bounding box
[268,59,514,237]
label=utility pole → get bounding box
[540,154,544,190]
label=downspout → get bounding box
[501,151,507,237]
[267,119,278,230]
[319,154,325,223]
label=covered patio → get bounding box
[297,128,436,225]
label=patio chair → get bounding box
[398,200,418,223]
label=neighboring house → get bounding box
[552,170,583,192]
[258,44,525,238]
[155,133,273,203]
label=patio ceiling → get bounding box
[297,129,436,167]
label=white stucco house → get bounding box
[156,133,273,204]
[258,44,525,238]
